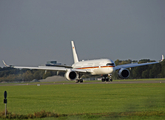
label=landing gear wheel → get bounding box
[76,79,83,83]
[76,80,79,83]
[106,78,110,82]
[102,74,113,82]
[102,78,105,82]
[80,79,83,83]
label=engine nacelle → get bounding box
[65,70,78,81]
[118,68,130,79]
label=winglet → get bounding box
[71,41,79,63]
[161,55,164,61]
[2,60,9,67]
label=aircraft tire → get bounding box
[106,78,110,82]
[76,80,79,83]
[80,79,83,83]
[102,78,105,82]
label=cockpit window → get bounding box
[106,63,114,66]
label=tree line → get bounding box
[0,67,64,82]
[0,59,165,82]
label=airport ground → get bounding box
[0,78,165,120]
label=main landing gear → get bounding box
[75,73,83,83]
[76,79,83,83]
[102,74,113,82]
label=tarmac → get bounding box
[0,75,165,86]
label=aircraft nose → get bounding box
[108,66,115,74]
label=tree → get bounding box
[42,71,52,79]
[21,70,33,81]
[149,63,161,78]
[33,70,44,80]
[142,70,149,78]
[160,60,165,77]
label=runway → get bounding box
[0,79,165,86]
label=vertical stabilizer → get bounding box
[71,41,79,63]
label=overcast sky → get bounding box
[0,0,165,67]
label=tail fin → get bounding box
[71,41,79,63]
[161,55,164,61]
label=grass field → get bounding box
[0,79,165,119]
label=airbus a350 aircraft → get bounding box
[3,41,161,83]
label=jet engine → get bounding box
[118,68,130,79]
[65,70,78,81]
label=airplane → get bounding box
[3,41,161,83]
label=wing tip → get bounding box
[161,55,164,61]
[2,60,9,67]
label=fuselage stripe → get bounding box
[76,66,115,69]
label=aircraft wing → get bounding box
[14,66,68,71]
[115,61,158,70]
[2,60,88,73]
[14,66,88,73]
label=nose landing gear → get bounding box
[102,74,113,82]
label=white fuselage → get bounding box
[72,59,115,75]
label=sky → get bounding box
[0,0,165,67]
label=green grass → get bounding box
[0,80,165,119]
